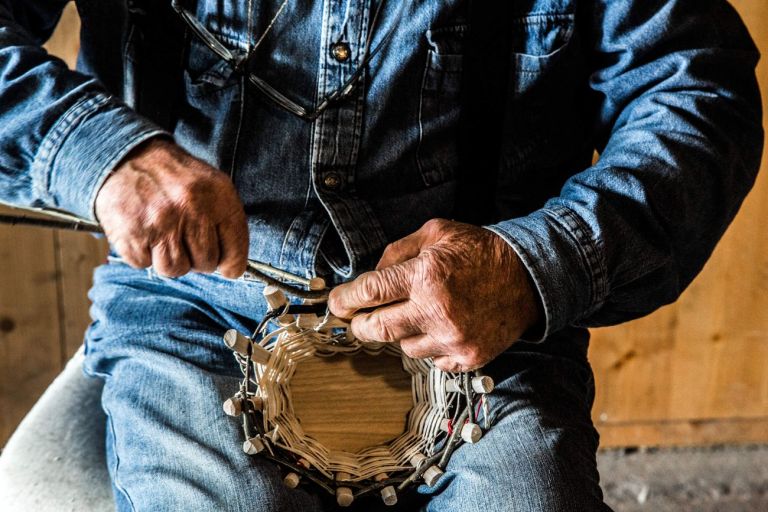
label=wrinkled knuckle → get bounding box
[327,292,342,315]
[400,342,421,360]
[425,217,449,234]
[358,273,384,304]
[164,263,190,278]
[382,241,397,257]
[145,202,173,228]
[450,329,469,347]
[371,315,395,342]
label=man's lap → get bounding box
[84,262,609,511]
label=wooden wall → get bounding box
[1,1,767,449]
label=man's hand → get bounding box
[95,138,249,278]
[328,219,542,372]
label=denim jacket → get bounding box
[0,0,762,340]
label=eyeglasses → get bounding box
[171,0,405,122]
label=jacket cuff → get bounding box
[35,93,170,221]
[484,206,608,341]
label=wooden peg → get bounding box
[242,437,264,455]
[248,396,264,411]
[380,485,397,506]
[223,329,250,355]
[375,473,397,506]
[222,397,242,417]
[471,376,495,394]
[460,422,483,444]
[409,453,427,468]
[283,472,301,489]
[422,465,444,487]
[335,471,354,507]
[263,285,288,310]
[302,277,327,306]
[336,487,354,507]
[263,285,294,324]
[297,314,320,329]
[309,277,326,291]
[249,343,272,366]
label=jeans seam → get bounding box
[105,403,137,512]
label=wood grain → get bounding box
[290,352,413,453]
[0,208,63,444]
[598,417,768,449]
[54,231,108,361]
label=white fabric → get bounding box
[0,348,114,512]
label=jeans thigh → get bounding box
[420,336,612,512]
[82,263,324,512]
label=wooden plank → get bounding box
[43,3,80,69]
[597,417,768,449]
[54,231,108,360]
[0,211,63,446]
[590,0,768,446]
[290,352,413,453]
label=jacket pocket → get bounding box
[183,37,240,98]
[509,13,575,97]
[416,25,467,187]
[175,36,244,174]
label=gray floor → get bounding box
[598,445,768,511]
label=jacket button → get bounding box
[323,173,342,190]
[331,42,351,63]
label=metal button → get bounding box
[323,173,342,190]
[331,42,351,63]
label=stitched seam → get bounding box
[544,206,608,318]
[416,51,431,186]
[32,94,111,204]
[228,75,247,179]
[105,404,137,512]
[510,13,575,25]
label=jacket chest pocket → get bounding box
[498,12,586,213]
[416,25,467,187]
[176,36,245,174]
[509,13,575,97]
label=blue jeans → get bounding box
[83,261,611,511]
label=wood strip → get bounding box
[597,417,768,449]
[42,3,80,69]
[0,213,64,446]
[55,231,108,360]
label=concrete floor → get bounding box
[598,445,768,511]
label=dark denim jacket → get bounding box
[0,0,762,340]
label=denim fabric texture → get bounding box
[84,260,608,511]
[0,0,763,510]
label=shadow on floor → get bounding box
[598,445,768,511]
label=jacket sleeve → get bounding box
[487,0,764,340]
[0,1,168,220]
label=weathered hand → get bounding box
[328,219,542,372]
[95,138,249,278]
